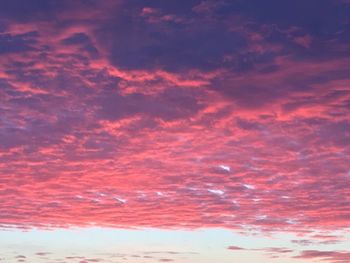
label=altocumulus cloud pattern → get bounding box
[0,1,349,263]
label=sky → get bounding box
[0,0,349,262]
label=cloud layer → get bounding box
[0,0,349,241]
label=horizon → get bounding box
[0,0,349,262]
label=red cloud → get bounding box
[0,0,349,242]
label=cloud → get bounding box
[291,234,345,246]
[4,250,188,263]
[295,250,350,263]
[0,0,349,244]
[227,246,245,250]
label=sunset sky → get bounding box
[0,0,350,262]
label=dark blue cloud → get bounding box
[218,0,349,34]
[62,33,99,57]
[96,87,202,121]
[98,7,247,71]
[0,0,66,22]
[0,32,38,54]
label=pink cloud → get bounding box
[227,246,245,250]
[293,35,312,48]
[0,0,349,248]
[295,250,350,263]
